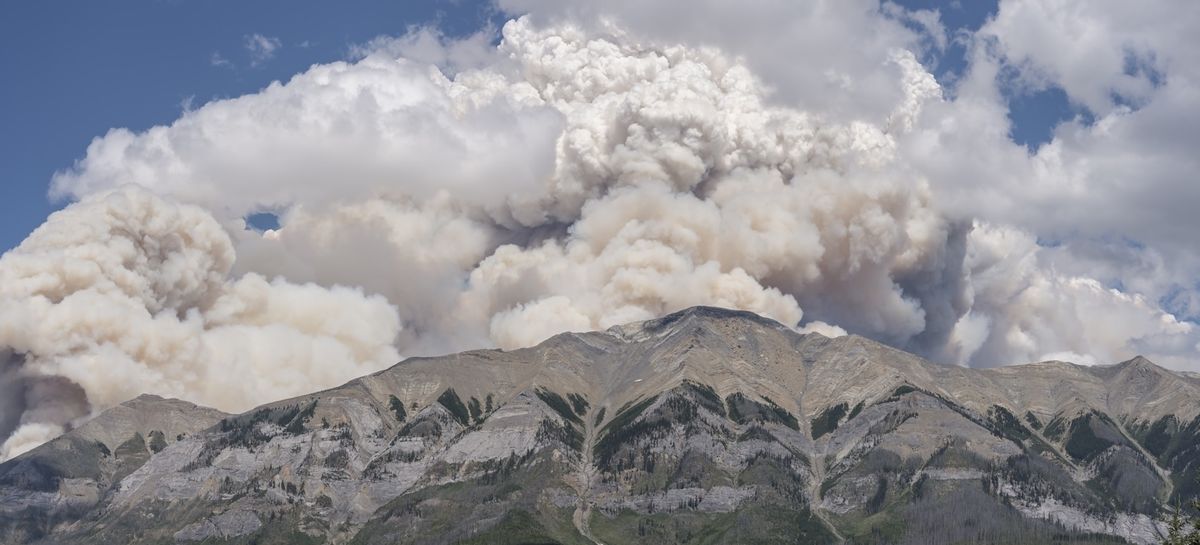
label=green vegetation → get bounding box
[875,383,922,404]
[323,449,350,469]
[847,401,865,421]
[536,418,583,451]
[1129,415,1200,505]
[1064,413,1118,462]
[468,396,483,423]
[594,395,662,470]
[1086,450,1162,514]
[736,425,775,443]
[113,433,146,457]
[1161,471,1200,545]
[1044,415,1069,441]
[682,381,725,417]
[567,392,589,416]
[893,478,1129,545]
[811,402,848,440]
[535,388,583,426]
[349,453,588,545]
[593,406,607,427]
[590,503,834,545]
[1025,411,1043,430]
[1164,514,1200,545]
[237,510,330,545]
[437,388,471,427]
[285,401,319,435]
[987,404,1031,441]
[216,400,319,450]
[1140,415,1179,456]
[725,393,799,430]
[759,396,799,430]
[455,509,565,545]
[397,413,443,440]
[110,433,153,483]
[147,430,167,453]
[387,394,407,422]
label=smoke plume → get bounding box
[2,10,1196,458]
[0,189,400,459]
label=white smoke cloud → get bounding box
[0,423,63,461]
[3,4,1198,457]
[496,0,932,123]
[0,188,401,459]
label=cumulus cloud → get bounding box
[51,51,563,228]
[4,2,1198,457]
[952,223,1196,368]
[895,0,1200,351]
[496,0,936,123]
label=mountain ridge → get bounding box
[2,305,1198,545]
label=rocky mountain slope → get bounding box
[2,306,1198,544]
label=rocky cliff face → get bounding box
[1,306,1197,545]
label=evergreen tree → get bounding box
[1162,472,1200,545]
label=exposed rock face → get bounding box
[173,510,262,542]
[0,394,228,543]
[1,306,1197,544]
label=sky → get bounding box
[1,0,1082,252]
[2,0,1198,458]
[0,0,499,252]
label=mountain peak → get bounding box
[123,393,169,406]
[1121,355,1157,369]
[605,305,797,342]
[4,306,1198,545]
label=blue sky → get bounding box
[0,0,496,252]
[0,0,1083,253]
[1,0,1197,444]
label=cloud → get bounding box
[951,223,1197,368]
[209,52,232,68]
[0,188,401,460]
[496,0,933,124]
[896,0,1200,343]
[5,2,1199,455]
[50,49,563,227]
[977,0,1191,115]
[348,25,500,73]
[244,33,282,66]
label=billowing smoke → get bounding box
[0,189,400,459]
[2,11,1196,458]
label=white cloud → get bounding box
[209,51,232,68]
[977,0,1195,115]
[5,1,1199,454]
[496,0,933,123]
[349,25,500,74]
[244,33,282,66]
[896,0,1200,344]
[48,14,1195,370]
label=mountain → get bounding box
[2,306,1198,545]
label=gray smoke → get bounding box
[1,11,1196,458]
